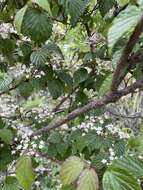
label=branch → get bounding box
[31,79,143,137]
[111,15,143,92]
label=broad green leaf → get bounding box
[114,140,126,156]
[77,169,99,190]
[73,68,88,84]
[56,71,73,86]
[117,0,130,6]
[14,5,28,33]
[0,145,13,171]
[48,79,65,99]
[32,0,52,16]
[30,48,48,66]
[3,176,20,190]
[21,8,52,42]
[60,156,84,186]
[102,168,141,190]
[108,6,141,48]
[0,77,13,93]
[99,74,113,96]
[16,155,35,190]
[66,0,88,25]
[99,0,115,16]
[111,156,143,178]
[43,42,64,59]
[49,132,62,144]
[0,128,13,144]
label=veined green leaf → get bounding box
[77,169,99,190]
[16,155,34,190]
[32,0,52,16]
[14,5,28,33]
[60,156,84,186]
[0,128,13,144]
[103,168,141,190]
[99,0,115,16]
[21,7,52,42]
[108,6,141,48]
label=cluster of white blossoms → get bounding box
[72,114,130,139]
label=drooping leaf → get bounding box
[0,128,13,144]
[2,176,20,190]
[111,156,143,178]
[32,0,52,16]
[66,0,88,25]
[16,155,35,190]
[99,0,115,16]
[14,5,28,33]
[0,145,13,171]
[30,48,48,66]
[77,169,99,190]
[0,77,13,93]
[48,79,65,99]
[21,7,52,42]
[108,6,141,48]
[102,168,141,190]
[60,156,84,186]
[73,68,88,84]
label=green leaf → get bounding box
[32,0,52,16]
[60,156,84,186]
[99,0,115,16]
[66,0,88,25]
[73,68,88,84]
[0,145,13,171]
[14,5,28,33]
[117,0,130,6]
[21,7,52,42]
[77,169,99,190]
[0,77,13,93]
[108,6,141,48]
[99,74,112,96]
[3,176,20,190]
[111,156,143,178]
[49,132,62,144]
[56,71,73,86]
[48,79,65,99]
[102,168,141,190]
[16,155,35,190]
[114,140,126,156]
[30,48,48,66]
[0,128,13,144]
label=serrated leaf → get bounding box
[48,79,65,99]
[49,132,62,144]
[56,71,73,86]
[111,156,143,178]
[21,7,52,42]
[0,77,13,93]
[60,156,84,186]
[32,0,52,16]
[108,6,141,48]
[0,128,13,144]
[102,168,141,190]
[77,169,99,190]
[14,5,28,33]
[66,0,88,25]
[99,0,115,16]
[16,155,34,190]
[30,48,48,66]
[73,68,88,84]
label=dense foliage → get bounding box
[0,0,143,189]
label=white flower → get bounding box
[101,159,107,164]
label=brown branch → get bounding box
[31,79,143,137]
[111,15,143,92]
